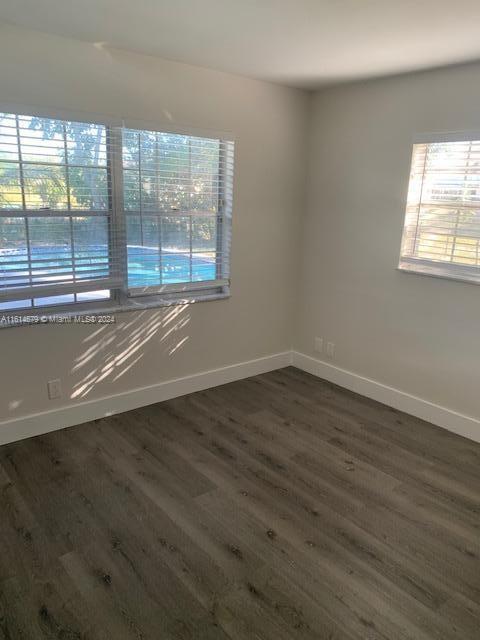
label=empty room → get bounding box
[1,1,479,638]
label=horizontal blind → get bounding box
[0,110,234,310]
[0,113,121,304]
[121,127,233,296]
[400,140,480,282]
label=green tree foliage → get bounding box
[0,114,221,255]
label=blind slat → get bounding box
[128,278,229,298]
[0,277,123,303]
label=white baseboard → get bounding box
[2,349,479,447]
[0,351,292,446]
[292,351,480,444]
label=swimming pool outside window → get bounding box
[0,111,234,317]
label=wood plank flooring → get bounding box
[1,366,480,639]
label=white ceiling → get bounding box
[2,0,480,89]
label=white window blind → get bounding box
[122,127,232,296]
[399,139,480,284]
[0,111,234,313]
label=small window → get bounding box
[0,111,234,318]
[399,138,480,284]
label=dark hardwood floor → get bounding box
[1,366,480,639]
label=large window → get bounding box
[399,137,480,284]
[0,111,234,315]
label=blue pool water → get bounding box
[0,245,217,307]
[127,246,216,287]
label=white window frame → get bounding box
[398,131,480,286]
[0,107,234,326]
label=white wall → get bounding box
[0,23,308,424]
[3,22,480,438]
[295,62,480,423]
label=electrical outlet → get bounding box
[314,337,323,353]
[47,379,62,400]
[326,342,335,359]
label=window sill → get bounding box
[398,259,480,286]
[0,287,230,329]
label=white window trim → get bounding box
[0,288,230,328]
[0,106,234,327]
[397,257,480,286]
[398,133,480,286]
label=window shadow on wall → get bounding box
[70,303,192,400]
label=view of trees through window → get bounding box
[0,112,230,311]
